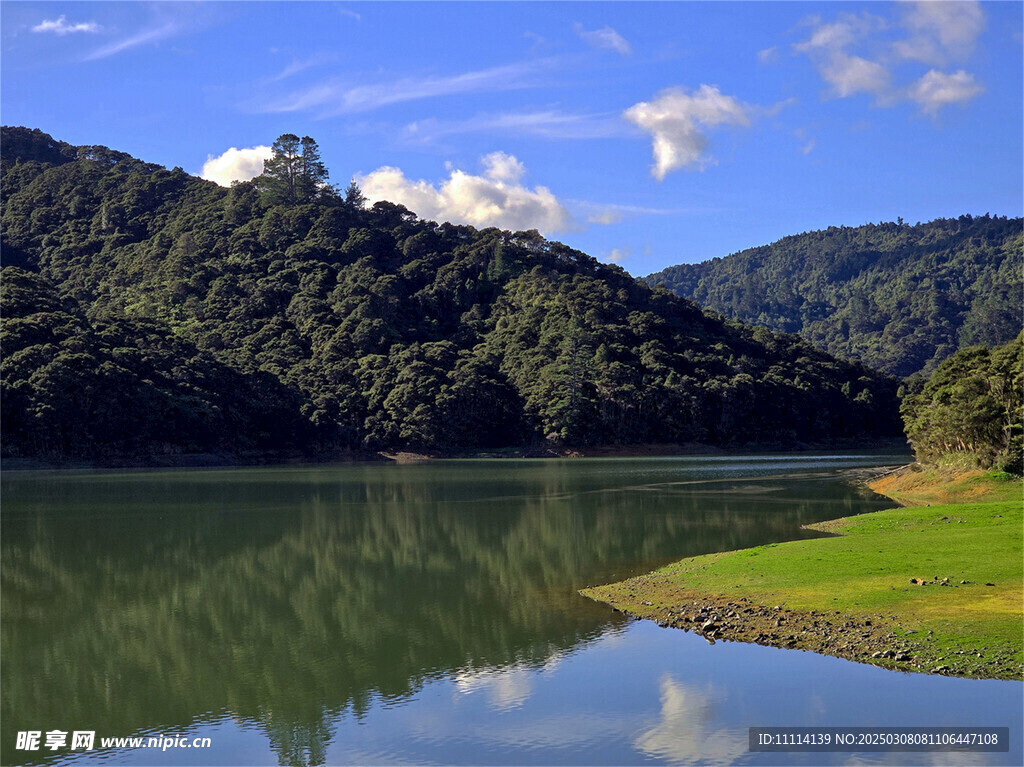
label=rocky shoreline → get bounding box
[587,580,1022,680]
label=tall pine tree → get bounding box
[259,134,330,206]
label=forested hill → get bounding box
[1,127,901,462]
[644,217,1023,379]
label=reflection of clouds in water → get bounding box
[326,747,430,766]
[810,692,827,718]
[923,754,999,767]
[454,653,564,710]
[455,712,645,751]
[634,674,747,765]
[840,752,1002,767]
[455,666,533,710]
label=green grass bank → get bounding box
[582,470,1023,680]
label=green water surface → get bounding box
[3,454,946,765]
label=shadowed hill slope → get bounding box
[1,126,901,461]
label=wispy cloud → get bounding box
[357,152,573,234]
[571,200,718,223]
[793,127,817,156]
[85,19,182,60]
[624,85,753,178]
[82,5,215,61]
[604,248,631,263]
[33,15,101,35]
[574,23,632,56]
[402,109,630,144]
[257,58,558,117]
[265,53,337,84]
[588,209,622,226]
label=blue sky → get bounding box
[3,1,1021,275]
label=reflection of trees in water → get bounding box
[264,711,333,767]
[0,462,892,765]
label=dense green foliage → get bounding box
[900,334,1023,473]
[645,218,1023,378]
[1,127,901,461]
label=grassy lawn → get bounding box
[584,473,1022,679]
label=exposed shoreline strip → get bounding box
[581,469,1023,681]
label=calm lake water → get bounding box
[2,454,1021,766]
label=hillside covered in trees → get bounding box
[0,127,901,462]
[644,218,1022,379]
[901,333,1022,474]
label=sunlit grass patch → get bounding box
[584,494,1022,679]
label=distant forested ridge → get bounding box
[644,217,1023,379]
[1,127,901,462]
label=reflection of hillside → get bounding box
[1,461,894,765]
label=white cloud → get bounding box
[201,145,273,187]
[895,1,985,64]
[794,15,891,99]
[357,152,572,234]
[623,85,752,178]
[757,46,780,64]
[605,248,631,263]
[792,4,987,114]
[794,17,865,54]
[907,69,983,115]
[574,23,632,55]
[821,52,891,97]
[32,15,101,35]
